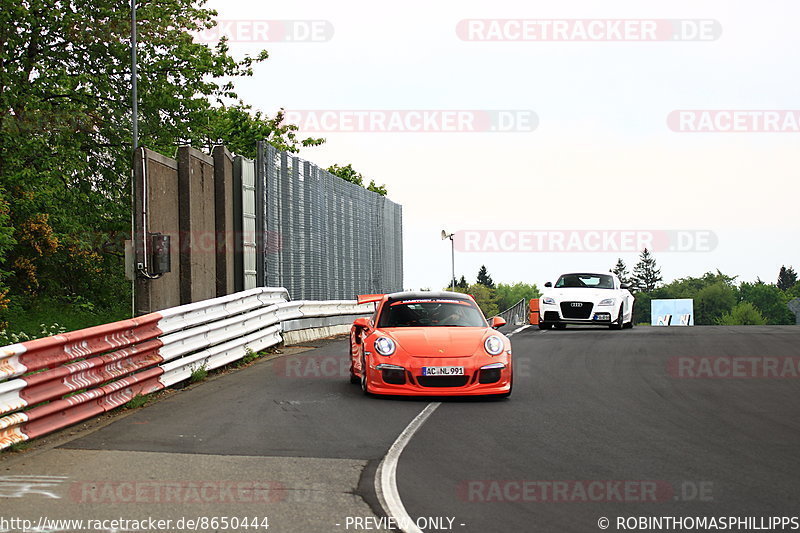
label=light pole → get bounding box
[130,0,138,317]
[131,0,138,150]
[441,230,455,290]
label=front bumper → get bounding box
[364,355,512,396]
[540,304,618,324]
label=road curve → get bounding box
[1,326,798,533]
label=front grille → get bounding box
[561,301,593,319]
[478,368,501,384]
[417,376,470,388]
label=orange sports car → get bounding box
[349,291,513,397]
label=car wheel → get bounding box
[349,347,361,383]
[538,322,550,330]
[554,323,567,330]
[610,305,624,330]
[624,305,634,328]
[360,356,372,396]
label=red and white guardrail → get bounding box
[0,288,373,450]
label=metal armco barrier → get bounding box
[499,299,529,326]
[0,288,373,450]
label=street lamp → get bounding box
[131,0,138,150]
[441,230,455,290]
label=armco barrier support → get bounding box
[0,288,373,450]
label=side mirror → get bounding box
[620,283,629,290]
[544,282,552,288]
[353,317,371,329]
[490,316,506,329]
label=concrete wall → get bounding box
[133,148,181,315]
[178,146,217,305]
[213,146,235,297]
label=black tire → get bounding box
[349,347,360,383]
[360,356,372,396]
[610,305,624,330]
[538,322,550,330]
[624,304,635,328]
[554,322,567,330]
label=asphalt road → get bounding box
[2,326,799,533]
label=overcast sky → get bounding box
[205,0,799,291]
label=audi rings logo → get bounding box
[571,303,583,308]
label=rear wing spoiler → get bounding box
[357,294,385,305]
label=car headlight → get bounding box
[542,297,556,305]
[598,298,616,306]
[484,335,504,356]
[374,337,396,356]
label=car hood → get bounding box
[543,288,618,302]
[382,327,489,358]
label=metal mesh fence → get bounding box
[256,141,403,300]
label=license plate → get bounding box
[593,313,610,321]
[422,366,465,376]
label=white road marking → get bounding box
[507,324,531,337]
[375,402,441,533]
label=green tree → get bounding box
[456,275,468,289]
[738,281,793,325]
[496,282,540,312]
[202,106,324,158]
[326,164,388,196]
[468,283,499,318]
[446,283,499,318]
[610,258,630,285]
[777,266,798,292]
[476,265,495,289]
[657,271,737,299]
[0,0,321,317]
[630,248,662,293]
[695,282,737,325]
[717,302,767,325]
[632,291,652,325]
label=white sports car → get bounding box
[539,272,634,330]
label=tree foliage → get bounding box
[476,265,495,289]
[695,282,737,325]
[610,258,630,286]
[717,302,767,326]
[777,266,798,292]
[630,248,662,293]
[496,282,540,312]
[326,163,388,196]
[448,283,499,318]
[0,0,324,325]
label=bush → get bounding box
[495,282,540,312]
[717,302,767,325]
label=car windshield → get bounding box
[378,300,487,328]
[555,274,614,289]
